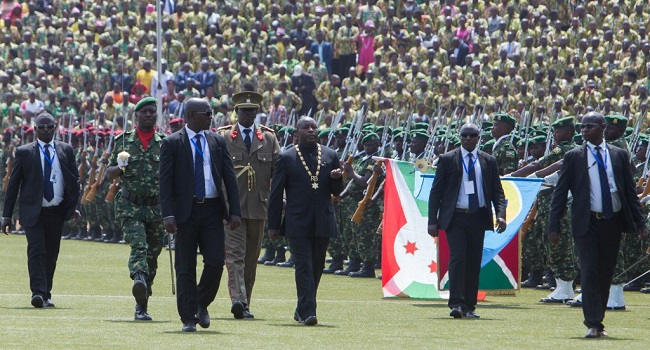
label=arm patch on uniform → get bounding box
[505,150,516,158]
[552,147,561,154]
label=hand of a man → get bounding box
[71,210,81,225]
[495,218,507,233]
[330,168,342,179]
[269,229,281,241]
[227,215,241,230]
[163,217,177,234]
[1,218,10,235]
[427,224,438,237]
[343,162,353,174]
[548,231,560,245]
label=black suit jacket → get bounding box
[549,144,645,237]
[3,141,80,227]
[267,145,343,238]
[428,148,507,230]
[159,128,241,224]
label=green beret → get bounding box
[437,125,449,131]
[573,134,583,143]
[362,125,376,133]
[481,131,492,138]
[362,132,380,144]
[318,128,331,138]
[391,127,404,136]
[493,113,516,127]
[638,134,649,146]
[272,124,284,133]
[605,114,628,128]
[625,127,633,136]
[334,127,349,136]
[411,130,430,142]
[481,121,493,129]
[531,135,546,144]
[481,139,495,150]
[376,126,391,134]
[451,136,461,147]
[134,96,157,112]
[362,123,374,129]
[414,122,429,130]
[531,130,547,137]
[342,123,352,129]
[278,126,295,136]
[551,116,575,128]
[232,91,263,109]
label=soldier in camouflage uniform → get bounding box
[512,117,578,300]
[106,97,165,321]
[324,127,350,273]
[491,113,518,175]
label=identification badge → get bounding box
[50,172,57,183]
[203,163,212,180]
[464,181,475,194]
[608,176,616,193]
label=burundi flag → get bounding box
[381,159,543,298]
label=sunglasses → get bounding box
[580,123,600,129]
[37,124,55,130]
[194,110,213,117]
[460,133,479,138]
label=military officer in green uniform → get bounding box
[491,113,518,175]
[511,117,578,297]
[107,97,165,321]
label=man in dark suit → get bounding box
[2,112,80,308]
[428,123,507,319]
[194,60,216,96]
[268,116,343,326]
[450,37,470,67]
[291,66,317,117]
[159,98,241,332]
[548,112,647,338]
[309,30,333,74]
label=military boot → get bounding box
[277,254,295,267]
[102,229,115,243]
[95,229,109,242]
[257,246,276,264]
[107,229,123,244]
[265,246,286,266]
[334,258,361,276]
[521,271,543,288]
[134,302,152,321]
[349,262,376,278]
[74,227,88,240]
[63,228,78,240]
[85,226,102,241]
[323,256,345,274]
[132,272,148,306]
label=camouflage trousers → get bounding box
[611,234,650,284]
[338,196,361,261]
[115,196,164,296]
[544,203,578,281]
[522,193,550,273]
[327,200,348,259]
[350,202,382,262]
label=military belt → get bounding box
[121,188,159,206]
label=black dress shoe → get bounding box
[231,301,245,319]
[449,306,463,318]
[623,281,643,291]
[31,295,44,308]
[349,267,376,278]
[44,299,55,307]
[197,307,210,328]
[132,272,148,306]
[264,256,285,266]
[640,287,650,293]
[464,310,480,319]
[293,311,302,322]
[182,321,197,332]
[276,258,295,267]
[585,328,601,338]
[303,316,318,326]
[243,309,254,319]
[135,304,152,321]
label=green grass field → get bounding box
[1,234,648,349]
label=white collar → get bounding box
[37,139,54,148]
[185,125,205,139]
[461,147,478,159]
[238,123,256,135]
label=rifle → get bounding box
[351,160,382,224]
[87,123,117,202]
[637,142,650,198]
[443,106,461,153]
[81,134,100,205]
[2,142,14,192]
[340,107,366,179]
[326,109,343,148]
[79,124,88,184]
[630,109,646,153]
[282,110,296,149]
[105,178,120,203]
[400,112,413,161]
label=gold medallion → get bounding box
[296,144,322,190]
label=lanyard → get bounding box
[587,145,607,171]
[38,143,55,166]
[461,153,476,175]
[189,134,205,160]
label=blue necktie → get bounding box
[194,134,205,200]
[595,146,613,219]
[467,153,479,213]
[43,144,54,202]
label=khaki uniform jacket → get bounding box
[219,124,281,220]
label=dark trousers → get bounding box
[25,205,65,300]
[574,215,623,331]
[446,210,486,311]
[174,199,225,323]
[288,235,329,320]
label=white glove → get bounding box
[117,151,130,169]
[526,173,538,179]
[544,172,559,187]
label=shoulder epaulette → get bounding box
[259,125,275,133]
[217,125,234,131]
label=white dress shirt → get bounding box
[586,141,621,213]
[456,147,486,209]
[185,126,218,198]
[238,123,256,143]
[38,140,64,207]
